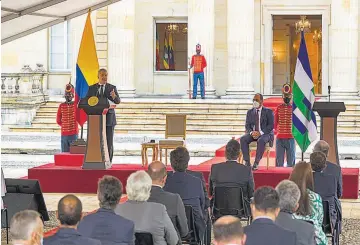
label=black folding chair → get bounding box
[1,207,9,244]
[135,232,153,245]
[322,200,339,245]
[211,186,251,225]
[182,205,201,245]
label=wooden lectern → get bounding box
[78,96,115,169]
[313,101,346,165]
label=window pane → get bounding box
[155,22,187,71]
[67,53,72,70]
[51,54,65,70]
[51,23,64,37]
[51,36,65,54]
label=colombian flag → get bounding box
[156,31,160,71]
[163,31,169,70]
[168,32,175,70]
[75,11,99,126]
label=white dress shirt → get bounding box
[98,83,105,95]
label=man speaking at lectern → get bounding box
[86,68,120,162]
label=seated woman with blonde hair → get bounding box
[289,161,327,245]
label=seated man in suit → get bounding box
[275,180,316,245]
[209,139,254,216]
[10,210,44,245]
[78,176,135,245]
[85,68,121,162]
[313,140,342,198]
[213,216,247,245]
[147,161,189,241]
[244,186,296,245]
[240,93,274,170]
[310,151,341,232]
[164,147,207,242]
[44,195,101,245]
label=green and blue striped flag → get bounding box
[292,31,317,152]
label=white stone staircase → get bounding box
[8,99,360,137]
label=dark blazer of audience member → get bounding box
[164,147,206,241]
[213,216,247,245]
[147,161,189,241]
[275,180,316,245]
[10,210,44,245]
[115,171,179,245]
[244,187,296,245]
[209,139,254,214]
[77,176,135,245]
[44,195,101,245]
[310,152,341,230]
[314,140,343,198]
[186,169,210,209]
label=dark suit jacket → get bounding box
[164,171,206,237]
[313,171,340,229]
[44,228,101,245]
[86,83,121,126]
[77,208,135,245]
[148,186,189,238]
[244,218,297,245]
[245,106,274,136]
[275,211,316,245]
[323,161,343,198]
[186,170,210,209]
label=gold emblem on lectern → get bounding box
[88,96,99,107]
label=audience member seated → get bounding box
[10,210,44,245]
[44,195,101,245]
[275,180,316,245]
[290,161,327,245]
[213,216,247,245]
[314,140,342,198]
[240,93,274,170]
[164,147,207,242]
[244,186,296,245]
[78,176,135,245]
[310,152,341,232]
[115,170,178,245]
[147,161,189,241]
[209,139,254,215]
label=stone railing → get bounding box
[1,64,48,95]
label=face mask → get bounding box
[253,101,260,108]
[283,97,291,104]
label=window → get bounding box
[155,22,188,72]
[50,21,72,71]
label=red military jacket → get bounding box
[56,102,79,136]
[274,103,293,139]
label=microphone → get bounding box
[328,85,331,102]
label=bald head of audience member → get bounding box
[313,140,330,159]
[148,161,167,187]
[57,194,83,228]
[213,216,246,245]
[10,210,43,245]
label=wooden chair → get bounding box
[239,141,272,169]
[159,114,186,165]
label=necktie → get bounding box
[255,109,259,131]
[99,85,104,97]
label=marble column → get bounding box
[187,0,216,98]
[330,0,359,99]
[108,0,136,97]
[222,0,255,98]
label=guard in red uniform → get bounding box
[56,83,79,152]
[274,83,295,167]
[190,44,207,99]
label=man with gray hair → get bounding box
[115,170,178,245]
[275,180,315,245]
[313,140,342,198]
[78,176,135,245]
[10,210,43,245]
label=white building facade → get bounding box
[2,0,360,100]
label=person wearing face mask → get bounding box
[85,68,121,162]
[190,44,207,99]
[240,93,274,170]
[10,210,44,245]
[56,82,78,152]
[274,83,296,167]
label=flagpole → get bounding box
[188,57,191,99]
[80,126,84,139]
[301,151,304,161]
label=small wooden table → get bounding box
[141,143,159,167]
